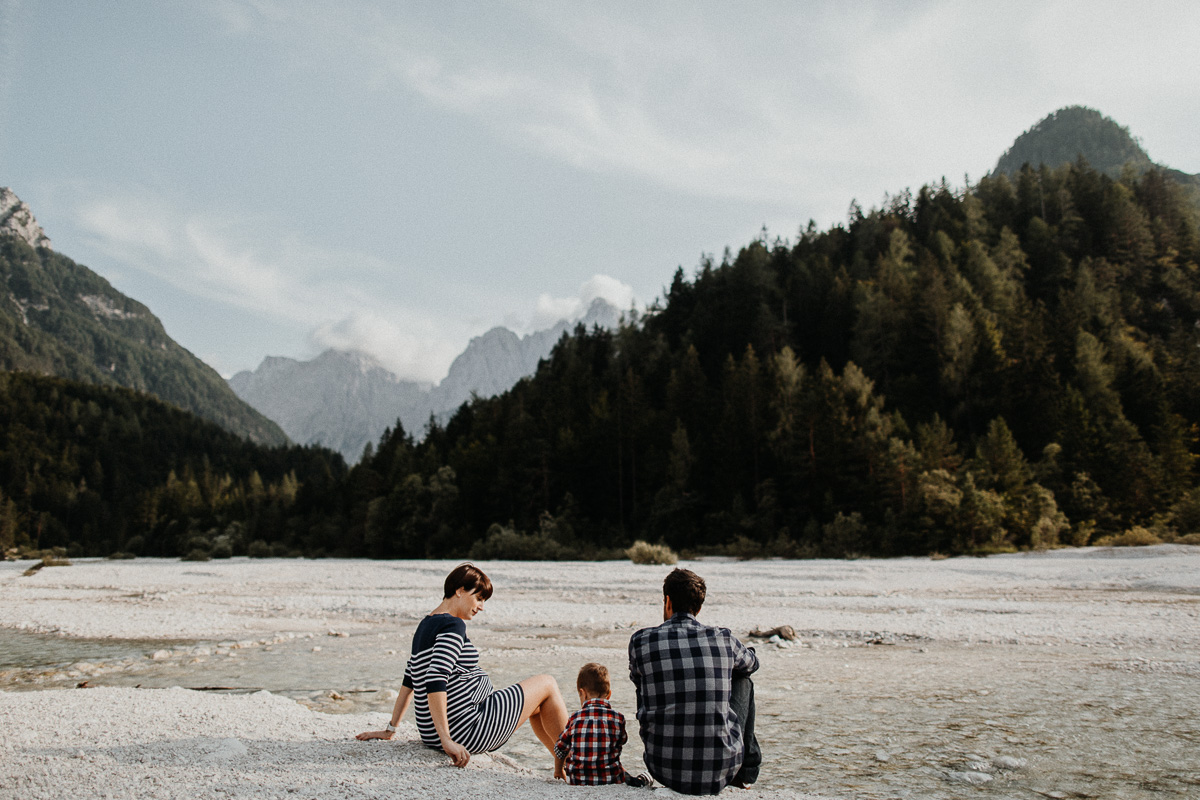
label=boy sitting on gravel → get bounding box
[553,663,650,787]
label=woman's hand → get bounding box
[355,729,394,741]
[442,740,470,767]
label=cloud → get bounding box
[74,188,467,383]
[527,274,636,332]
[309,310,459,385]
[214,0,1200,220]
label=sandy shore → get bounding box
[3,548,1199,799]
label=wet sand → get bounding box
[2,548,1199,798]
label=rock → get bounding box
[0,187,52,249]
[874,750,891,762]
[993,755,1028,771]
[201,737,248,762]
[948,771,994,785]
[328,691,345,701]
[150,650,171,661]
[749,625,798,641]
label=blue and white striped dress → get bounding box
[403,613,524,753]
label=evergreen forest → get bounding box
[6,161,1200,559]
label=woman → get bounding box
[356,563,568,776]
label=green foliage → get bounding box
[335,159,1200,559]
[1092,527,1162,547]
[626,540,679,565]
[0,371,345,557]
[9,154,1200,561]
[469,522,575,561]
[0,237,288,445]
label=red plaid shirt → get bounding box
[553,698,630,785]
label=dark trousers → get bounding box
[731,674,761,786]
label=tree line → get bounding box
[5,161,1200,559]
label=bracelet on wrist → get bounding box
[385,723,397,733]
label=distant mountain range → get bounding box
[229,298,622,463]
[0,188,289,446]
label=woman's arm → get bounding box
[427,691,470,767]
[355,685,413,741]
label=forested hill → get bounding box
[0,371,344,557]
[0,233,289,446]
[994,106,1200,214]
[344,161,1200,558]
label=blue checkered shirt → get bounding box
[628,613,759,795]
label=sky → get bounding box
[2,1,1197,382]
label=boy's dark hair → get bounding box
[663,568,705,615]
[577,662,611,697]
[443,563,493,600]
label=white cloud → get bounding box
[527,273,636,332]
[309,310,459,385]
[74,189,467,383]
[222,0,1200,220]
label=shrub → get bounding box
[469,523,575,560]
[626,540,678,565]
[209,542,234,559]
[105,552,136,560]
[247,540,271,558]
[181,548,211,562]
[724,535,762,560]
[1093,526,1161,547]
[1177,533,1200,545]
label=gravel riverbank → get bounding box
[2,548,1198,798]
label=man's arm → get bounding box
[730,632,759,676]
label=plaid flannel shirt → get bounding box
[553,698,630,785]
[628,613,759,795]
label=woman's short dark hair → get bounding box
[576,662,610,697]
[663,568,705,615]
[444,563,493,600]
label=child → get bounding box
[553,663,650,787]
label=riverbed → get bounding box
[2,549,1198,799]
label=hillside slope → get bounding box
[0,189,288,446]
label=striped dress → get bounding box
[402,613,525,753]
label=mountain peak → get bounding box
[993,106,1152,179]
[0,187,52,250]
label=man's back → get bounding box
[629,613,759,795]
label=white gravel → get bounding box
[2,546,1198,799]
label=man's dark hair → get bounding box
[663,568,705,616]
[443,563,493,600]
[576,662,611,697]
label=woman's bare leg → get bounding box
[515,674,568,776]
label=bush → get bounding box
[1093,526,1162,547]
[247,540,271,558]
[626,540,678,565]
[181,548,211,562]
[724,535,762,560]
[105,552,136,560]
[1177,533,1200,545]
[469,523,575,560]
[209,542,233,559]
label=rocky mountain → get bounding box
[0,187,290,446]
[1,188,52,249]
[993,106,1200,211]
[229,297,623,462]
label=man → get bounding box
[628,567,761,794]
